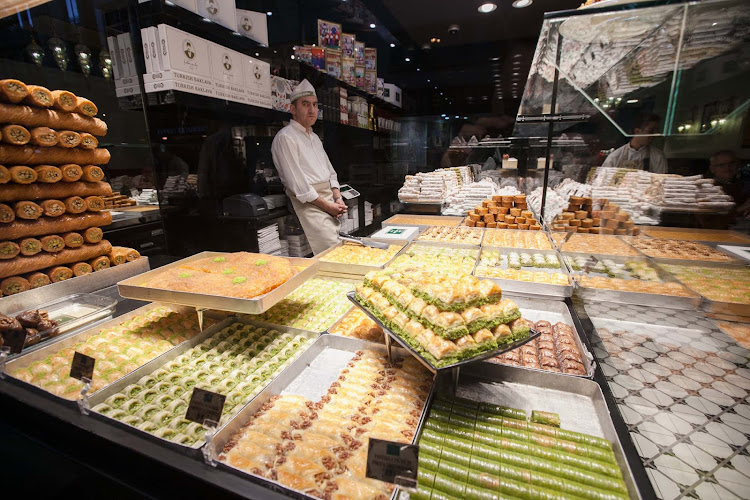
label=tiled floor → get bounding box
[584,302,750,499]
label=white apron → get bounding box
[287,181,340,255]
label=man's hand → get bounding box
[324,200,346,218]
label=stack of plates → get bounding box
[257,223,283,255]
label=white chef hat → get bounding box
[290,79,316,103]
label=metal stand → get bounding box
[450,367,460,397]
[0,346,9,379]
[197,308,207,331]
[202,419,220,467]
[77,377,92,415]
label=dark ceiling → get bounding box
[368,0,582,116]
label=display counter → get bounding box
[3,220,749,499]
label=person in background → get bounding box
[271,79,346,254]
[601,113,668,173]
[709,150,750,216]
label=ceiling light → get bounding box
[266,11,272,16]
[417,68,421,71]
[490,57,500,61]
[441,113,446,117]
[369,23,376,28]
[405,57,411,62]
[512,72,520,76]
[478,3,497,13]
[463,116,468,119]
[390,43,395,48]
[427,79,431,82]
[513,53,522,59]
[291,55,295,59]
[455,115,459,118]
[444,116,449,120]
[626,99,639,103]
[512,0,532,7]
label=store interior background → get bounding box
[2,0,747,262]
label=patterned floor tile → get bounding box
[692,480,741,500]
[655,381,690,400]
[712,467,750,498]
[704,422,748,447]
[699,388,737,408]
[712,380,748,399]
[646,467,682,500]
[684,395,722,415]
[670,403,711,426]
[720,412,750,436]
[671,442,718,472]
[687,432,735,459]
[654,412,695,436]
[640,388,676,408]
[630,431,661,460]
[652,455,701,487]
[730,454,750,478]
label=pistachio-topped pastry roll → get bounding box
[63,196,86,214]
[33,165,63,183]
[62,232,84,248]
[84,195,104,211]
[26,271,50,289]
[60,164,83,182]
[0,203,14,223]
[23,85,54,107]
[0,241,20,259]
[1,124,31,145]
[83,227,103,243]
[72,262,93,276]
[108,247,131,266]
[75,96,97,116]
[1,276,30,295]
[40,199,65,217]
[50,90,77,111]
[19,238,42,256]
[14,201,43,220]
[89,255,110,271]
[47,266,73,282]
[57,130,81,148]
[79,133,98,150]
[29,127,58,147]
[40,235,65,252]
[81,165,104,182]
[0,79,29,103]
[8,166,37,183]
[0,165,9,184]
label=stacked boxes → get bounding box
[465,195,541,231]
[550,196,639,235]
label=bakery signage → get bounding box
[185,387,226,425]
[69,351,96,381]
[366,437,419,487]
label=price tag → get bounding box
[366,438,419,488]
[186,387,226,425]
[3,329,26,355]
[387,228,406,235]
[69,352,96,380]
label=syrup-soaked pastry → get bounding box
[8,166,37,184]
[50,90,77,112]
[40,199,65,217]
[1,124,31,145]
[89,255,110,271]
[29,127,59,147]
[81,165,104,182]
[47,266,73,282]
[0,79,29,103]
[19,238,42,256]
[23,85,53,107]
[40,235,65,253]
[33,165,63,183]
[63,196,86,214]
[14,201,43,220]
[57,130,81,148]
[60,164,83,182]
[62,232,84,248]
[0,203,13,223]
[83,227,103,243]
[75,96,97,117]
[0,241,20,259]
[84,195,104,211]
[1,276,30,295]
[26,271,50,288]
[79,133,98,150]
[72,262,93,276]
[0,165,9,184]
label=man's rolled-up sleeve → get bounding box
[271,133,318,203]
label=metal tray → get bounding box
[413,234,484,248]
[2,293,118,357]
[563,252,702,310]
[0,257,149,310]
[483,295,596,378]
[652,258,750,319]
[391,241,481,276]
[401,202,444,214]
[381,214,464,229]
[117,252,319,315]
[87,317,320,457]
[347,291,540,374]
[212,334,436,500]
[2,303,199,407]
[482,228,555,251]
[474,246,572,299]
[410,362,641,500]
[315,239,407,276]
[640,227,750,245]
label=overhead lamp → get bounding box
[417,68,421,71]
[512,72,520,76]
[626,99,639,104]
[490,57,500,61]
[513,53,522,59]
[512,0,532,8]
[291,55,295,59]
[427,79,431,82]
[478,3,497,13]
[441,113,446,117]
[463,116,468,119]
[455,115,459,118]
[405,57,411,62]
[266,11,272,15]
[369,23,376,28]
[444,116,449,120]
[390,43,396,48]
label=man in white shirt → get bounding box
[271,79,346,254]
[601,114,668,174]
